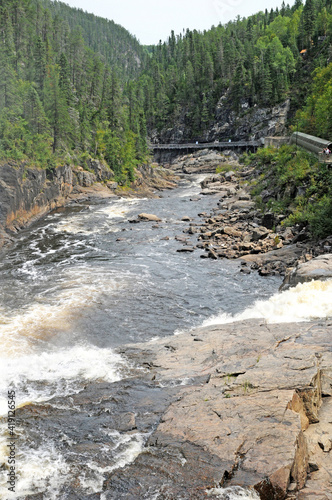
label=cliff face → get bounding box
[208,96,290,142]
[150,96,290,144]
[0,160,179,249]
[0,162,73,248]
[0,159,116,249]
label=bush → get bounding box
[308,196,332,238]
[247,145,332,239]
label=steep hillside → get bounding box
[139,0,332,143]
[0,0,148,185]
[38,0,148,79]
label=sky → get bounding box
[59,0,294,45]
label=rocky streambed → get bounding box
[2,154,332,500]
[175,164,332,281]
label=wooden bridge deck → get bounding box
[150,141,260,151]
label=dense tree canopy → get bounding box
[0,0,148,183]
[138,0,332,138]
[1,0,332,178]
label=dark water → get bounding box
[0,175,279,498]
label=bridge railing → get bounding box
[150,141,260,150]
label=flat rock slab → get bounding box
[20,319,332,499]
[281,254,332,290]
[121,319,332,499]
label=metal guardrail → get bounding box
[150,141,260,150]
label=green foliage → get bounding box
[295,63,332,138]
[247,145,332,239]
[215,164,236,174]
[306,196,332,238]
[0,0,149,185]
[2,0,332,190]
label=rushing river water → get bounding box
[0,175,330,499]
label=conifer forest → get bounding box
[1,0,332,183]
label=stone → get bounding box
[177,247,195,253]
[201,188,223,195]
[251,227,271,241]
[318,435,332,452]
[119,318,332,498]
[138,213,162,222]
[281,254,332,290]
[225,170,236,180]
[223,226,242,238]
[107,181,118,190]
[228,200,255,210]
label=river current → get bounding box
[0,175,331,499]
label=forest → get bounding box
[1,0,332,183]
[0,0,148,183]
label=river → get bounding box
[0,175,324,499]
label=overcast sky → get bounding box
[59,0,295,45]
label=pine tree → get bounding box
[34,37,47,93]
[43,64,69,152]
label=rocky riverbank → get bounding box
[0,160,178,251]
[175,162,332,279]
[115,314,332,500]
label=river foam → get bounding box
[202,279,332,326]
[0,441,69,500]
[54,198,144,235]
[206,486,260,499]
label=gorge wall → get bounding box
[150,96,290,145]
[0,160,115,250]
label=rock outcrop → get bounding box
[129,163,178,196]
[281,254,332,290]
[0,162,73,249]
[111,319,332,499]
[151,95,290,145]
[0,160,178,249]
[208,96,290,143]
[165,149,241,174]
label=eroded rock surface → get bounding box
[167,149,240,174]
[20,319,332,499]
[281,254,332,290]
[112,319,332,499]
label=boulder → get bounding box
[138,213,162,222]
[228,200,255,210]
[281,254,332,290]
[177,247,195,253]
[251,227,271,241]
[262,212,276,230]
[201,188,223,196]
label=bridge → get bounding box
[150,140,261,153]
